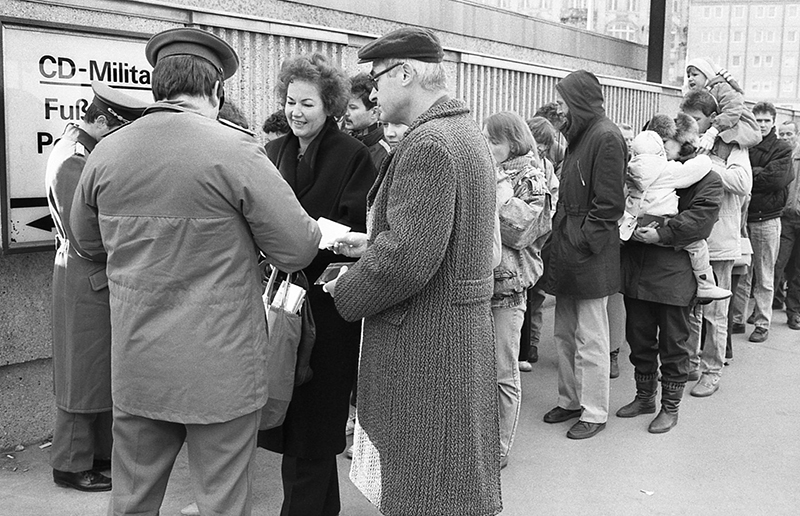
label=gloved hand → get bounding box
[697,126,719,153]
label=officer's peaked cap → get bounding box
[146,27,239,80]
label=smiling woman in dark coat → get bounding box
[257,53,377,516]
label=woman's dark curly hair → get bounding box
[276,53,349,118]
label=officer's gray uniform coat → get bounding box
[70,100,321,425]
[46,123,112,413]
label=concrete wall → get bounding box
[0,0,676,450]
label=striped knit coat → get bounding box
[335,98,502,516]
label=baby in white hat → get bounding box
[686,57,761,151]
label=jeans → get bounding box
[688,260,733,378]
[554,295,610,424]
[492,293,526,459]
[732,218,782,329]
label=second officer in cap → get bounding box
[46,81,148,492]
[69,28,320,516]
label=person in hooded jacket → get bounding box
[540,69,626,440]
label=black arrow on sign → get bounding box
[28,215,55,232]
[10,198,54,232]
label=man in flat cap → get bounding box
[70,28,321,515]
[46,80,148,493]
[327,27,502,515]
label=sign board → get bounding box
[2,24,152,251]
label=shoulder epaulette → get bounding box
[219,118,256,137]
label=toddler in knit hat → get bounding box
[686,57,761,151]
[619,126,731,301]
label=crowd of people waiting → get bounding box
[43,23,799,516]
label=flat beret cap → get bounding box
[146,27,238,80]
[358,27,443,64]
[90,81,149,124]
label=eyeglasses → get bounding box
[369,62,403,91]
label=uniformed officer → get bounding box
[69,28,321,516]
[46,81,148,492]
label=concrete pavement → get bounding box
[2,299,798,515]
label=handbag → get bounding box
[258,265,316,430]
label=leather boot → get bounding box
[616,372,658,417]
[649,381,685,434]
[609,349,620,379]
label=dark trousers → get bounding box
[518,287,545,361]
[280,455,340,516]
[774,215,800,316]
[50,408,112,472]
[623,296,691,383]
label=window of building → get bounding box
[790,5,799,17]
[783,80,795,93]
[607,21,637,42]
[630,0,638,10]
[733,30,743,42]
[703,6,711,17]
[569,0,587,8]
[789,30,798,42]
[702,32,710,43]
[785,55,797,69]
[731,55,742,67]
[752,82,760,92]
[715,6,723,17]
[715,31,723,42]
[765,55,774,67]
[754,55,762,66]
[733,5,744,18]
[767,31,775,42]
[755,30,763,43]
[767,5,776,17]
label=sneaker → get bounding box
[731,322,745,334]
[789,314,800,331]
[518,360,532,372]
[690,374,720,397]
[181,503,200,516]
[749,327,769,343]
[747,312,755,325]
[773,298,785,310]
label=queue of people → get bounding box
[44,23,798,516]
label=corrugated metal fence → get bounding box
[201,24,681,138]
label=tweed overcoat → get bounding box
[259,117,376,458]
[45,124,111,413]
[334,98,502,516]
[542,70,626,299]
[70,100,320,424]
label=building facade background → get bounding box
[687,0,800,110]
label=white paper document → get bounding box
[317,217,351,249]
